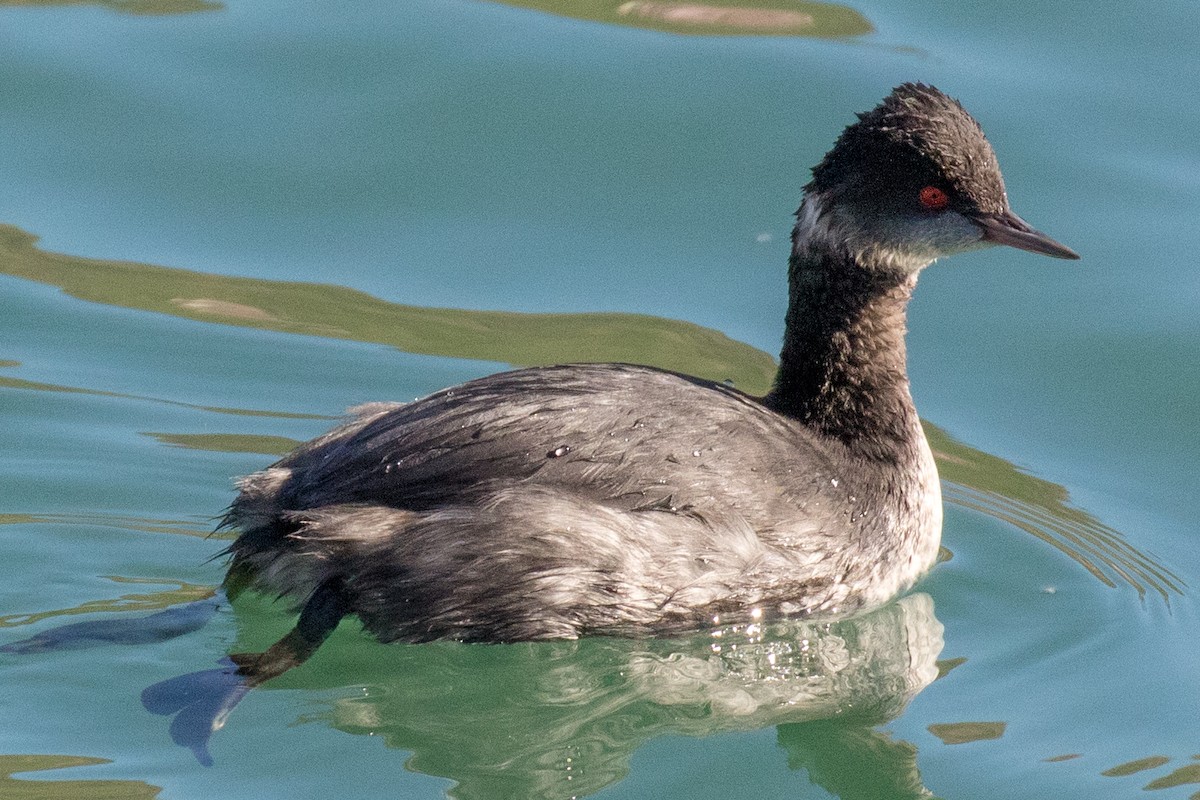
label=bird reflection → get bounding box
[143,592,942,797]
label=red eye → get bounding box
[918,186,949,210]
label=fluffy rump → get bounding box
[249,484,841,642]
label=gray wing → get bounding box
[223,364,867,640]
[237,364,841,529]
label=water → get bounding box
[1,0,1197,797]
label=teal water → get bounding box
[1,1,1198,798]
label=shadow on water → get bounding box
[480,0,872,38]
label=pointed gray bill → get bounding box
[974,210,1080,260]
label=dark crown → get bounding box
[808,83,1009,215]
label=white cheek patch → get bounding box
[793,192,990,274]
[793,193,932,273]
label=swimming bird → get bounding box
[221,83,1078,680]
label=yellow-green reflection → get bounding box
[0,754,160,800]
[927,721,1006,745]
[1095,756,1200,794]
[0,225,776,392]
[1044,753,1082,762]
[0,0,218,13]
[1102,755,1171,777]
[927,423,1183,601]
[0,362,333,421]
[934,655,966,679]
[0,577,214,629]
[481,0,872,37]
[0,512,211,539]
[146,432,300,456]
[1144,763,1200,790]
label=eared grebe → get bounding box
[222,84,1077,677]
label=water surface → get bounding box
[1,1,1197,798]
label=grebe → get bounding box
[221,83,1077,679]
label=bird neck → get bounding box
[765,197,926,461]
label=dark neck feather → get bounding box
[765,224,923,462]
